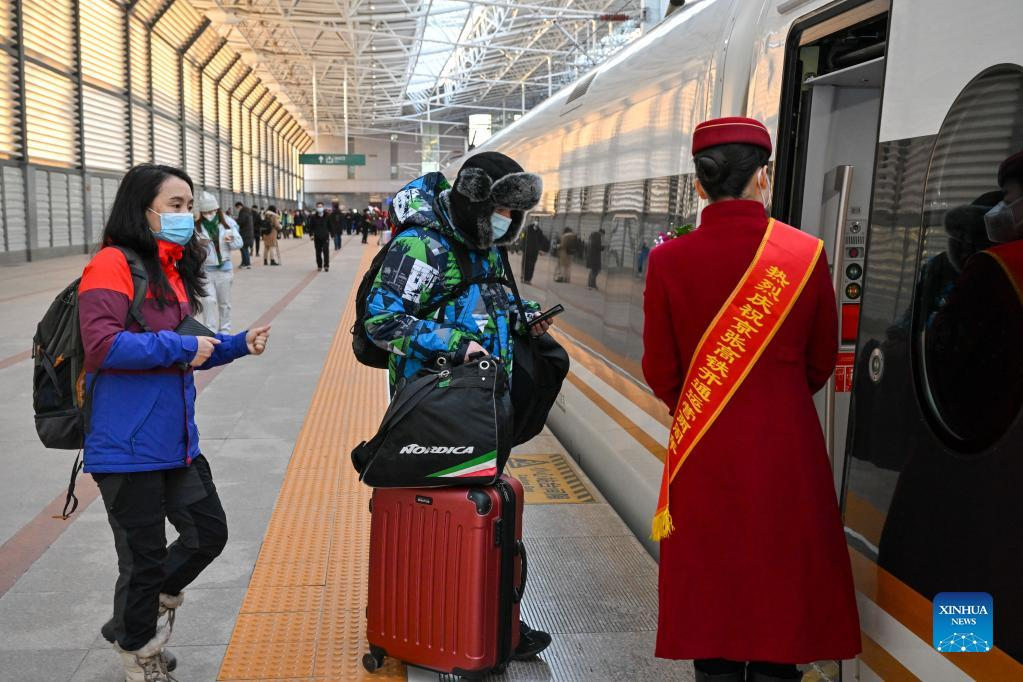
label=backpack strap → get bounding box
[111,246,151,332]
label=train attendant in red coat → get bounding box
[642,117,860,682]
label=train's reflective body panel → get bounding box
[451,0,1023,679]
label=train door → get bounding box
[778,0,1023,679]
[774,1,890,493]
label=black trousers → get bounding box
[314,236,330,269]
[695,659,800,679]
[333,232,342,250]
[94,455,228,651]
[522,254,538,282]
[588,267,600,288]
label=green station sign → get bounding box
[299,153,366,166]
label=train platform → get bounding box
[0,240,688,682]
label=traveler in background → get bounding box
[280,209,293,239]
[251,205,263,259]
[587,227,605,290]
[196,192,242,333]
[364,153,553,660]
[521,221,548,284]
[642,117,860,681]
[330,202,344,251]
[233,202,254,269]
[360,209,371,244]
[294,208,305,238]
[554,227,576,283]
[307,201,331,272]
[263,206,282,266]
[79,164,271,682]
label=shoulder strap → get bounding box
[499,247,531,335]
[111,246,151,332]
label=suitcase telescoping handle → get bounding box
[514,539,528,603]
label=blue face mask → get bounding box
[491,212,513,241]
[149,208,195,246]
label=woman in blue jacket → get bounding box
[78,165,270,681]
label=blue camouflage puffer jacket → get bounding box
[365,173,538,390]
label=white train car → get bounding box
[455,0,1023,679]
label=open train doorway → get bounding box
[774,1,890,495]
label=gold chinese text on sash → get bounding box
[651,219,824,541]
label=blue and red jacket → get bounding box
[78,241,249,473]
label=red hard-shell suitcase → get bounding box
[363,475,525,678]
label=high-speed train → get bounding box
[450,0,1023,679]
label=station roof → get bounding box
[192,0,644,145]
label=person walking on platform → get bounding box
[330,202,344,251]
[307,201,331,272]
[233,202,254,269]
[196,192,242,332]
[360,209,371,244]
[251,205,263,259]
[586,227,605,290]
[554,227,576,282]
[641,117,860,682]
[364,153,554,662]
[263,206,282,266]
[79,164,271,682]
[293,208,305,238]
[521,220,548,284]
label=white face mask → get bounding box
[201,212,216,220]
[316,207,325,215]
[491,212,513,241]
[984,196,1023,243]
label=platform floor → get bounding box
[0,239,689,681]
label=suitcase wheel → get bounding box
[362,646,386,673]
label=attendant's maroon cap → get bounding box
[692,117,772,155]
[997,150,1023,187]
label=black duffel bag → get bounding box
[352,355,513,487]
[500,249,570,445]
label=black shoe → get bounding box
[324,267,329,272]
[271,261,279,266]
[263,260,268,266]
[512,621,551,660]
[102,620,178,672]
[317,267,322,272]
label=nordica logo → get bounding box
[400,444,475,455]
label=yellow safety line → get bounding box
[219,245,404,680]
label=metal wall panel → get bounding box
[50,172,70,247]
[69,173,84,245]
[3,166,26,252]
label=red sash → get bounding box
[651,219,824,541]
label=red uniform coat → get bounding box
[642,200,860,663]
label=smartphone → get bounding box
[529,304,565,327]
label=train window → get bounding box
[913,65,1023,453]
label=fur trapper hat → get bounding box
[448,152,542,249]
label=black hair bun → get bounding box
[696,155,728,184]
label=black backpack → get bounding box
[350,235,500,369]
[32,247,148,515]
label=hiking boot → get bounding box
[512,621,551,660]
[102,620,178,671]
[114,626,174,681]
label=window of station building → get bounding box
[913,64,1023,453]
[0,4,20,160]
[80,0,127,172]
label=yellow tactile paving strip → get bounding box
[220,245,405,681]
